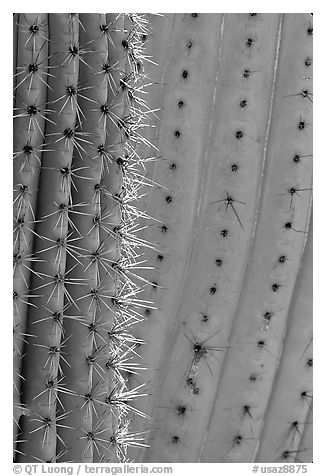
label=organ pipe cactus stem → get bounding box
[13,12,312,464]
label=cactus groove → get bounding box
[13,13,312,463]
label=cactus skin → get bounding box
[13,13,312,463]
[198,13,312,463]
[127,13,312,463]
[13,13,50,455]
[256,215,313,463]
[128,13,286,462]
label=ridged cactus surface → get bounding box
[13,13,312,463]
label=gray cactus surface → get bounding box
[13,13,313,463]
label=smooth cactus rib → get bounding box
[298,406,313,463]
[256,215,312,462]
[200,13,312,463]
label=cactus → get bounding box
[13,13,312,463]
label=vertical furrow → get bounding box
[17,13,80,463]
